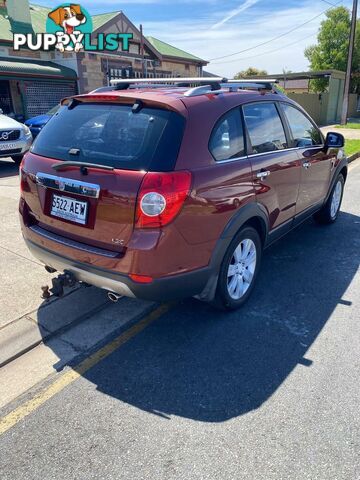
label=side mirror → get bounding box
[325,131,344,149]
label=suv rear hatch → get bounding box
[21,97,185,257]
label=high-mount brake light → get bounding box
[135,171,192,228]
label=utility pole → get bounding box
[140,24,145,78]
[340,0,358,125]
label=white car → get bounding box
[0,109,32,165]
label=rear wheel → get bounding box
[313,174,344,224]
[11,155,24,165]
[212,226,262,311]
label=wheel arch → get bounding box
[339,165,348,183]
[211,202,269,271]
[325,159,348,203]
[197,203,268,303]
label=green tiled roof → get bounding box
[0,56,77,79]
[146,36,205,62]
[0,4,118,40]
[29,4,51,33]
[92,12,119,31]
[0,4,50,41]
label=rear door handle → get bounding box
[303,161,311,169]
[256,170,271,179]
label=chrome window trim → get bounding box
[216,155,248,164]
[247,145,325,159]
[214,145,325,163]
[35,172,100,199]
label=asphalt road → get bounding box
[1,161,360,480]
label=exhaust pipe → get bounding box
[107,292,123,303]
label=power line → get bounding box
[211,31,318,65]
[319,0,339,6]
[208,0,341,62]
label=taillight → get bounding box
[135,171,192,228]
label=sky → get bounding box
[32,0,355,77]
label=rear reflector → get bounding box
[129,274,153,283]
[135,171,192,228]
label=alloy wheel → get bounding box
[330,180,342,219]
[227,238,257,300]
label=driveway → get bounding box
[0,158,359,480]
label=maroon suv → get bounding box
[19,78,347,310]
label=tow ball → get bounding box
[41,270,77,300]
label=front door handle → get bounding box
[256,170,271,179]
[303,161,311,169]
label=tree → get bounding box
[234,67,268,79]
[305,6,360,93]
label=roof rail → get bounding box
[183,85,222,97]
[110,77,226,86]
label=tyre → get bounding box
[313,174,344,225]
[11,155,24,165]
[212,226,262,311]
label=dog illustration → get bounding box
[48,4,87,52]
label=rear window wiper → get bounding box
[52,161,114,172]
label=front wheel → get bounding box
[313,174,344,224]
[211,226,262,311]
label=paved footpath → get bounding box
[0,160,360,480]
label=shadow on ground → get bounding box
[43,211,360,422]
[0,159,19,178]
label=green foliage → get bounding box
[234,67,268,79]
[345,139,360,156]
[275,84,287,95]
[305,6,360,93]
[336,122,360,129]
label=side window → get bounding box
[209,109,245,161]
[243,102,288,154]
[282,103,323,147]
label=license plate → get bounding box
[51,194,88,225]
[0,143,17,151]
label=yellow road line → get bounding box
[0,303,173,436]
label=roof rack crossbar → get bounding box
[105,77,281,96]
[225,79,279,91]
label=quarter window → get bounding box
[282,103,323,147]
[243,103,288,154]
[209,109,245,161]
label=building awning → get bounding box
[0,57,77,81]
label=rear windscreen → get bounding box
[31,102,185,171]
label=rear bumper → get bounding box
[24,238,213,301]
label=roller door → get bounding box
[24,81,77,117]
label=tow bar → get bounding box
[41,270,77,300]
